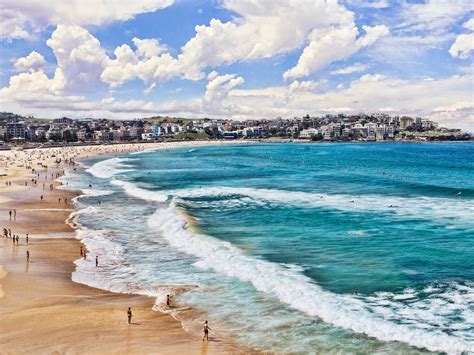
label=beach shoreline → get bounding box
[0,140,256,354]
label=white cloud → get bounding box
[284,25,388,80]
[100,42,182,88]
[288,80,324,93]
[13,51,46,72]
[0,9,29,41]
[464,18,474,31]
[449,19,474,59]
[1,25,108,109]
[203,71,244,108]
[132,37,167,58]
[46,25,109,92]
[143,83,156,95]
[4,25,186,94]
[431,101,474,132]
[178,0,387,81]
[1,69,64,95]
[0,0,173,40]
[345,0,390,9]
[330,63,369,75]
[368,1,473,64]
[433,100,473,113]
[449,33,474,59]
[397,0,473,33]
[2,1,389,91]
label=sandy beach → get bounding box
[0,141,255,354]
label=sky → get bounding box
[0,0,473,130]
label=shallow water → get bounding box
[63,142,474,354]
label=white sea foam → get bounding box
[68,203,183,305]
[81,188,114,197]
[71,227,133,294]
[130,147,161,155]
[147,202,474,354]
[111,179,169,202]
[86,157,135,179]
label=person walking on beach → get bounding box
[80,246,83,256]
[166,294,171,307]
[95,255,98,267]
[9,210,12,219]
[26,234,29,244]
[26,250,30,262]
[40,195,43,201]
[127,307,132,324]
[13,209,16,219]
[202,321,211,341]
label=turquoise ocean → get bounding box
[62,142,474,354]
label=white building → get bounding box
[299,128,319,138]
[77,130,87,141]
[141,133,154,140]
[376,126,385,141]
[6,122,26,139]
[386,124,395,139]
[366,123,377,141]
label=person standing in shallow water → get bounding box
[95,255,98,267]
[26,250,30,262]
[202,321,211,341]
[127,307,132,324]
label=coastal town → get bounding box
[0,111,471,146]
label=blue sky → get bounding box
[0,0,472,130]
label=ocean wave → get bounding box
[111,179,169,202]
[147,202,474,354]
[130,147,161,155]
[81,188,114,197]
[86,157,135,179]
[112,180,474,228]
[168,186,474,228]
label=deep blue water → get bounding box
[66,142,474,354]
